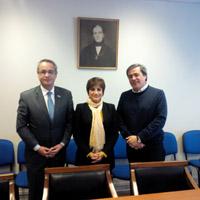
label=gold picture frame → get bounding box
[77,17,119,69]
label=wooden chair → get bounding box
[42,164,118,200]
[130,160,199,196]
[0,173,15,200]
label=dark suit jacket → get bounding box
[16,86,74,165]
[80,43,116,67]
[73,102,119,168]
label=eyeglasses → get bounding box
[38,70,56,75]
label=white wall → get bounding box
[1,0,200,159]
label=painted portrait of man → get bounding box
[78,18,119,69]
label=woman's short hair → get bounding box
[86,77,105,94]
[126,64,147,77]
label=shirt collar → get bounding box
[40,85,55,96]
[132,83,148,93]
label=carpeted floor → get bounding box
[19,188,28,200]
[113,178,131,196]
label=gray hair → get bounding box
[126,64,147,77]
[37,59,57,74]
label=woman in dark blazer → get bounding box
[73,77,118,169]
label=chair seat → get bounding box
[15,171,28,188]
[112,164,130,180]
[189,160,200,167]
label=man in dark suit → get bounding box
[16,59,74,200]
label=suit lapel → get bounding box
[54,87,63,121]
[102,103,108,124]
[85,103,92,122]
[35,86,50,121]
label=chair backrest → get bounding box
[112,133,129,180]
[183,130,200,159]
[0,139,14,172]
[114,134,126,159]
[65,138,77,165]
[130,161,198,195]
[163,132,178,160]
[43,164,118,200]
[0,173,15,200]
[17,141,26,170]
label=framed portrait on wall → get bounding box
[77,17,119,69]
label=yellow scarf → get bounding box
[88,98,105,152]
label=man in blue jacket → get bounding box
[117,64,167,162]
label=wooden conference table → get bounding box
[99,189,200,200]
